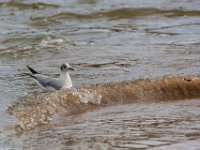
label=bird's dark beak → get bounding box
[69,67,74,71]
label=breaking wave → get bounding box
[7,75,200,130]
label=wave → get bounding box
[0,35,67,59]
[29,8,200,27]
[7,75,200,130]
[30,8,200,22]
[0,1,59,9]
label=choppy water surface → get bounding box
[0,0,200,149]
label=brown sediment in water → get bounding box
[7,75,200,130]
[92,75,200,104]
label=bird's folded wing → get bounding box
[33,74,63,90]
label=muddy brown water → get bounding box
[0,0,200,149]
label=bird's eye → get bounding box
[61,65,66,70]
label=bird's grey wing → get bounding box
[33,74,63,90]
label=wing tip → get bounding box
[27,65,38,74]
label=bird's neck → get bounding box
[60,72,73,89]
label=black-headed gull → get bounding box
[27,63,74,92]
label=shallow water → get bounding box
[2,99,200,149]
[0,0,200,149]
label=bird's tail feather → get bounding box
[27,65,38,74]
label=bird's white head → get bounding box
[60,63,74,72]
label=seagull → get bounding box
[27,63,74,92]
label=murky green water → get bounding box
[0,0,200,149]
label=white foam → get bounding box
[40,36,64,47]
[71,89,102,104]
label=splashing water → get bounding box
[6,75,200,131]
[7,88,102,130]
[71,88,102,104]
